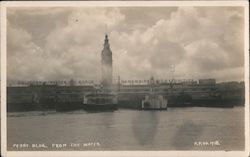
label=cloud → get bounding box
[7,7,245,82]
[7,24,45,80]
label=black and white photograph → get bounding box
[1,1,249,157]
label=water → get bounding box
[7,107,244,151]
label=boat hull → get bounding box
[141,108,167,111]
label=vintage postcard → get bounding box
[1,1,249,157]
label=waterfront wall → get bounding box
[7,81,245,112]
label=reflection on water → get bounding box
[132,111,158,145]
[172,120,203,149]
[7,107,244,150]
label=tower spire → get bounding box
[103,33,110,50]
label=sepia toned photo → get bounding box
[1,1,249,157]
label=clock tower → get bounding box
[101,34,113,90]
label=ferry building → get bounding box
[6,35,245,111]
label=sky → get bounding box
[7,7,245,82]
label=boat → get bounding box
[83,93,118,111]
[141,77,167,110]
[142,93,168,110]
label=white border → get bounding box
[244,3,250,156]
[1,1,249,157]
[1,1,249,7]
[1,1,7,157]
[244,3,250,157]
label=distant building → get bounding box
[199,79,216,85]
[216,81,245,104]
[101,34,113,90]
